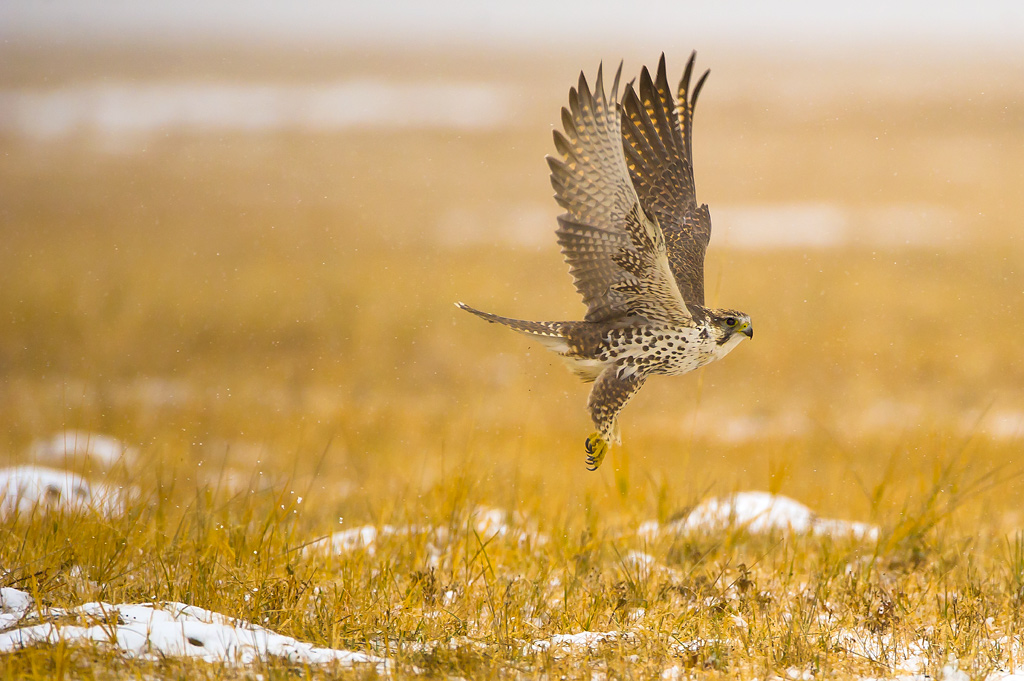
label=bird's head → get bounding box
[708,309,753,342]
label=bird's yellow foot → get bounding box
[584,432,609,471]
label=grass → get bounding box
[2,44,1024,678]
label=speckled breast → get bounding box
[600,323,719,378]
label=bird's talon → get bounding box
[583,432,608,471]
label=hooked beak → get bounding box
[741,323,754,339]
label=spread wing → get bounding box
[547,64,691,324]
[621,52,712,307]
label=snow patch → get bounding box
[833,628,930,675]
[309,524,397,555]
[30,430,136,467]
[305,506,546,558]
[0,81,517,141]
[470,505,517,540]
[1,588,33,630]
[622,550,656,575]
[641,492,878,541]
[977,410,1024,441]
[524,630,636,656]
[0,466,127,517]
[0,589,388,670]
[715,202,959,249]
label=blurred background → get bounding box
[2,1,1024,520]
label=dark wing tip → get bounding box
[552,129,574,158]
[639,64,654,90]
[577,71,590,98]
[611,60,624,99]
[637,64,658,112]
[679,52,695,98]
[560,106,575,134]
[594,62,606,108]
[655,53,671,95]
[621,78,640,108]
[691,69,711,109]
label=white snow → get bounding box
[0,589,388,670]
[0,81,517,140]
[715,201,958,249]
[304,523,443,558]
[305,505,545,557]
[0,466,126,517]
[470,505,515,540]
[662,632,1024,681]
[622,550,656,577]
[685,492,816,534]
[1,587,33,630]
[524,630,636,656]
[834,628,930,675]
[811,517,880,541]
[29,430,136,467]
[310,524,394,554]
[640,491,879,542]
[976,409,1024,441]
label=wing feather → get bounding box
[548,63,690,324]
[621,52,712,306]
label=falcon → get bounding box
[457,53,752,470]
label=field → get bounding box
[2,44,1024,679]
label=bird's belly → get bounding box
[601,325,718,378]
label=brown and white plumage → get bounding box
[458,53,752,470]
[622,53,712,306]
[547,64,690,325]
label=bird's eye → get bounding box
[725,317,737,327]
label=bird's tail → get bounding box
[455,302,569,352]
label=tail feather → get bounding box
[455,302,565,337]
[456,302,609,381]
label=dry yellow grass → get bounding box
[2,45,1024,679]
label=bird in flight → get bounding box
[458,53,752,470]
